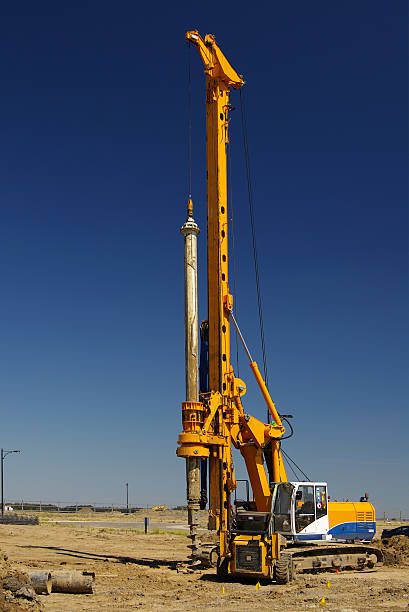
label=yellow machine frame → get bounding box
[177,30,287,561]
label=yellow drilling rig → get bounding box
[177,31,382,582]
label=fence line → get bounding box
[4,501,185,513]
[380,511,409,522]
[3,500,409,521]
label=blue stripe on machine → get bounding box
[293,534,326,541]
[328,522,376,540]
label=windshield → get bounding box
[272,482,294,514]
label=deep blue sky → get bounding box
[1,1,407,515]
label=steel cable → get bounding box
[187,41,192,199]
[280,447,310,482]
[228,139,240,378]
[239,89,270,422]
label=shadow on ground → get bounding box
[199,573,272,586]
[18,545,181,569]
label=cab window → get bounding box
[315,485,327,519]
[295,485,315,533]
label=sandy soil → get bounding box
[0,516,408,611]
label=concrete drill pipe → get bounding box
[180,213,201,558]
[28,571,52,595]
[51,570,94,594]
[181,215,200,402]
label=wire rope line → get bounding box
[228,139,240,378]
[187,41,192,199]
[280,447,310,482]
[239,89,270,422]
[281,454,300,482]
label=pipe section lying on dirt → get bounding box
[28,571,52,595]
[51,570,95,594]
[29,570,95,594]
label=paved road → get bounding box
[51,520,196,531]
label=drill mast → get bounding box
[178,30,287,562]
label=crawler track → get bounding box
[288,543,383,572]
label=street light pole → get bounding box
[126,483,129,514]
[1,449,21,516]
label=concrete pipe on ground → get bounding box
[28,571,52,595]
[51,570,95,594]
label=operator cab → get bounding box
[271,481,331,542]
[232,480,331,541]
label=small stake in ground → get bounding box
[222,586,225,595]
[255,582,261,590]
[327,581,331,587]
[320,596,327,606]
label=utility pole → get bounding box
[1,449,21,515]
[126,483,129,514]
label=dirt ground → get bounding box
[0,513,408,611]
